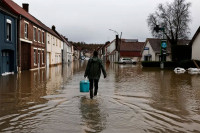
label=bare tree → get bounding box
[147,0,191,61]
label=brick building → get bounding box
[120,39,145,61]
[3,0,46,71]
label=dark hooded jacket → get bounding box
[84,57,106,80]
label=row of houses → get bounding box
[0,0,80,75]
[98,34,196,63]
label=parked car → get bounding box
[80,56,86,60]
[119,58,137,64]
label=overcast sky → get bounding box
[13,0,200,44]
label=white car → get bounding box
[119,58,137,64]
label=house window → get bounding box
[53,37,55,45]
[34,49,37,65]
[42,31,44,43]
[24,23,28,39]
[38,30,41,42]
[33,27,37,41]
[42,51,45,64]
[48,35,50,44]
[6,19,12,41]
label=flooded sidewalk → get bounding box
[0,61,200,133]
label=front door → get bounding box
[2,51,10,74]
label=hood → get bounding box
[91,57,98,62]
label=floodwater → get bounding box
[0,61,200,133]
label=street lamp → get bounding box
[108,29,119,36]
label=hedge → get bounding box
[142,61,177,67]
[142,60,200,68]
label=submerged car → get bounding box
[119,58,137,64]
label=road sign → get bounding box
[161,40,167,48]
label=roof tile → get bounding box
[3,0,41,26]
[120,40,145,52]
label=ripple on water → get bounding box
[1,63,200,133]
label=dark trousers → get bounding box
[89,79,99,99]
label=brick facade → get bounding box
[20,18,46,71]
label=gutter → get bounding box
[17,15,21,73]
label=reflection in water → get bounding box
[79,96,107,133]
[0,62,200,132]
[46,65,63,95]
[108,64,200,132]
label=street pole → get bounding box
[154,25,167,69]
[108,29,121,62]
[119,32,122,61]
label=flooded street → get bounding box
[0,61,200,133]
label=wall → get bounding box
[46,32,62,66]
[63,43,73,63]
[141,41,155,61]
[0,10,17,75]
[192,33,200,61]
[19,18,46,70]
[63,42,68,64]
[107,41,116,54]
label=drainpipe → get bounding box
[15,16,18,73]
[18,15,21,73]
[45,32,47,68]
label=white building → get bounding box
[46,26,63,67]
[141,38,172,61]
[106,36,119,63]
[61,35,73,63]
[190,27,200,61]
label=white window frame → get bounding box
[42,31,44,44]
[33,26,37,42]
[24,23,28,39]
[38,29,41,43]
[6,19,12,41]
[42,50,45,64]
[34,48,37,66]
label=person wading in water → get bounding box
[84,51,107,99]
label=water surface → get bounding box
[0,61,200,133]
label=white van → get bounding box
[119,58,137,64]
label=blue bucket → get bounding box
[80,80,90,92]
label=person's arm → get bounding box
[100,60,107,78]
[84,59,91,78]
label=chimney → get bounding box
[52,25,56,31]
[22,3,29,12]
[116,35,119,51]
